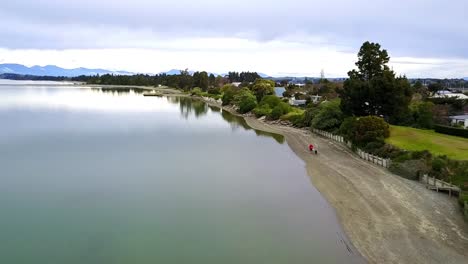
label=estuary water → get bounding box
[0,80,363,264]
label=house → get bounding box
[449,115,468,128]
[289,98,307,106]
[274,87,286,97]
[432,90,468,100]
[231,82,242,87]
[310,95,322,103]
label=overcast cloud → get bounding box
[1,0,467,77]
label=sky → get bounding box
[0,0,467,78]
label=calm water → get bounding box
[0,80,363,264]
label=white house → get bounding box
[231,82,242,87]
[432,90,468,100]
[289,98,307,106]
[449,115,468,128]
[310,95,322,103]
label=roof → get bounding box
[432,92,468,99]
[449,115,468,120]
[274,87,286,97]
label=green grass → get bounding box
[386,126,468,160]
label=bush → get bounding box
[303,106,320,127]
[208,87,221,95]
[364,141,385,152]
[259,95,282,108]
[434,125,468,138]
[268,102,291,120]
[281,112,306,127]
[389,159,429,180]
[253,104,272,117]
[352,116,390,147]
[234,89,257,114]
[191,87,203,96]
[311,99,343,132]
[410,101,434,129]
[338,117,357,141]
[222,87,237,106]
[431,156,448,172]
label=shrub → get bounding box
[431,156,448,172]
[191,87,203,96]
[208,87,221,95]
[253,104,272,117]
[389,159,429,180]
[251,79,275,102]
[259,95,282,108]
[338,117,357,142]
[311,99,343,132]
[303,106,320,127]
[281,112,306,127]
[268,102,291,120]
[410,101,434,129]
[364,141,385,152]
[352,116,390,147]
[434,125,468,138]
[222,87,237,106]
[234,89,257,114]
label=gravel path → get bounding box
[242,116,468,264]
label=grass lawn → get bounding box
[386,125,468,160]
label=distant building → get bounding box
[289,98,307,106]
[274,87,286,97]
[231,82,242,87]
[310,95,322,103]
[449,115,468,128]
[431,90,468,100]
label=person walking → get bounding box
[309,144,318,154]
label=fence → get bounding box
[312,129,344,143]
[311,128,391,168]
[356,149,391,168]
[419,174,461,197]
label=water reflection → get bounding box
[220,110,285,144]
[167,96,284,144]
[167,96,209,119]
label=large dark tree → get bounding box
[340,41,413,124]
[199,71,209,91]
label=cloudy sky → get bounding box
[0,0,467,77]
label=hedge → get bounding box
[434,124,468,138]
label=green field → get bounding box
[386,126,468,160]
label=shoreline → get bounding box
[199,96,468,264]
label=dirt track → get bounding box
[241,115,468,264]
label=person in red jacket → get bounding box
[309,144,318,154]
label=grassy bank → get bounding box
[386,125,468,160]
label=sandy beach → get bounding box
[203,98,468,264]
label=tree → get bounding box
[411,102,434,129]
[209,73,216,87]
[428,82,443,94]
[199,71,209,91]
[234,88,257,113]
[340,41,413,124]
[222,85,237,106]
[350,116,390,147]
[251,79,275,102]
[311,100,344,131]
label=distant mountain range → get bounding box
[0,64,271,78]
[464,77,468,81]
[0,64,133,77]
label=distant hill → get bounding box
[0,64,132,77]
[464,77,468,81]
